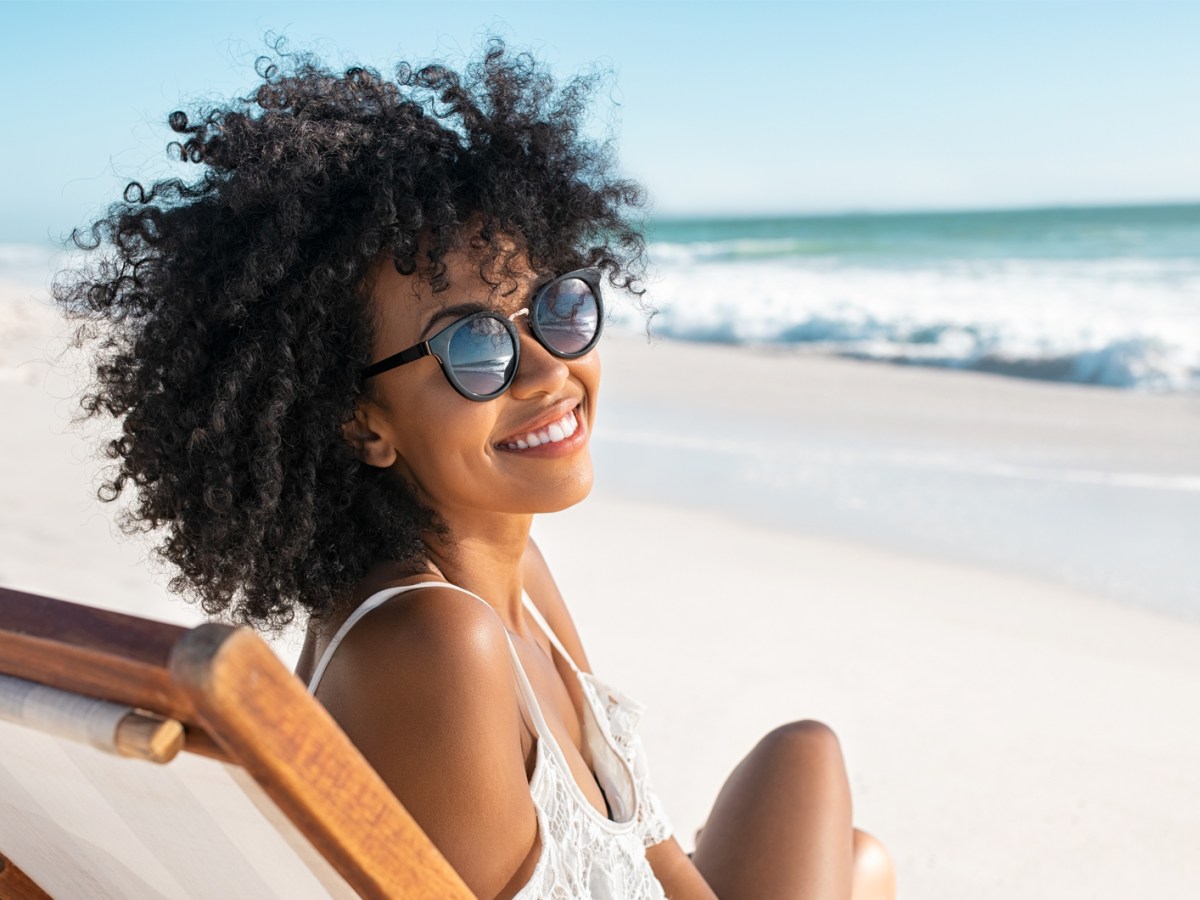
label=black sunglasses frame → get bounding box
[361,268,604,401]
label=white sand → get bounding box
[536,497,1200,898]
[3,282,1199,898]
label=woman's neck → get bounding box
[422,509,535,631]
[308,510,534,647]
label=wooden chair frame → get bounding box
[0,586,474,899]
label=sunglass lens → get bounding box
[534,277,600,356]
[447,316,516,397]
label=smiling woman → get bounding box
[346,245,602,523]
[54,38,893,900]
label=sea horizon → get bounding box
[7,196,1200,244]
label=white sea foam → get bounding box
[0,245,85,385]
[0,243,78,291]
[605,248,1200,391]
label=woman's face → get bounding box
[353,245,601,523]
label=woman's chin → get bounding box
[524,463,594,514]
[542,478,593,513]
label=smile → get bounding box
[497,408,580,451]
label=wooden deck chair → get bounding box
[0,586,474,899]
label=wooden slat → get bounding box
[0,588,199,725]
[0,851,52,900]
[181,724,232,761]
[0,589,231,761]
[170,624,475,900]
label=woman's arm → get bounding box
[314,587,541,900]
[646,838,720,900]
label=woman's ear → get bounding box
[341,401,399,468]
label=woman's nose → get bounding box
[509,328,570,399]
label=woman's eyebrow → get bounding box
[419,302,489,339]
[418,275,556,339]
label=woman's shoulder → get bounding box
[305,579,526,770]
[311,580,541,896]
[315,580,516,708]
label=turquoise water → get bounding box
[629,204,1200,391]
[646,203,1200,265]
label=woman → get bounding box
[57,42,895,900]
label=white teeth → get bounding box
[500,409,580,450]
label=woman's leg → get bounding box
[690,721,894,900]
[850,830,896,900]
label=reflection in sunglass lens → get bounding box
[534,278,599,356]
[447,316,516,396]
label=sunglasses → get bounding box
[361,268,603,400]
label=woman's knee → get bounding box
[756,719,845,769]
[851,829,896,900]
[735,719,851,808]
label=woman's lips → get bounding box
[496,406,581,451]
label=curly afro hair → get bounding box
[55,40,646,633]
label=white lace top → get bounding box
[306,582,671,900]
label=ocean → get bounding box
[616,203,1200,392]
[3,202,1199,391]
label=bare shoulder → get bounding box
[314,585,514,709]
[522,537,593,672]
[315,584,520,754]
[313,585,538,898]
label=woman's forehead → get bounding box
[367,243,541,338]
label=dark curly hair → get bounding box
[55,40,646,633]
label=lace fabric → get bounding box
[498,594,671,899]
[577,673,675,850]
[512,740,668,900]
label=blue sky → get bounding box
[2,1,1199,242]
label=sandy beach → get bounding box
[3,281,1199,898]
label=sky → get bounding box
[2,0,1199,243]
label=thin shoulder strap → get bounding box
[305,581,555,743]
[520,591,583,674]
[307,581,469,695]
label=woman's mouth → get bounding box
[496,407,582,451]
